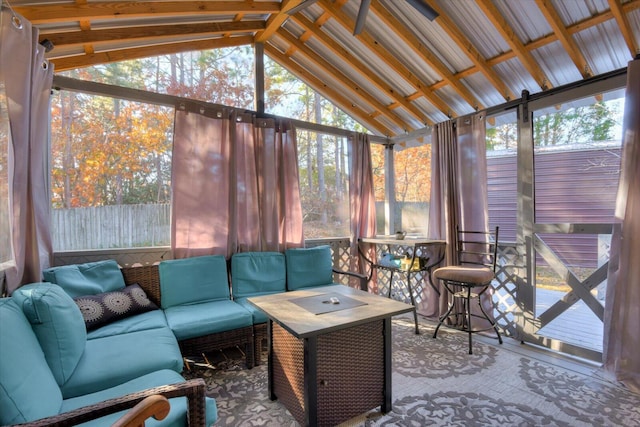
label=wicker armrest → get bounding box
[13,379,207,427]
[120,265,162,307]
[333,268,368,291]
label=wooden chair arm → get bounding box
[12,379,206,427]
[111,395,170,427]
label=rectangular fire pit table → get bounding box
[247,285,414,427]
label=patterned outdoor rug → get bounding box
[183,316,640,426]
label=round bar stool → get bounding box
[432,227,502,354]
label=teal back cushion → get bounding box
[159,255,230,308]
[12,283,87,386]
[0,298,63,424]
[231,252,286,299]
[42,259,125,298]
[285,245,334,290]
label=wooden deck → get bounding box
[535,288,603,352]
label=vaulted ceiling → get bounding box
[11,0,640,137]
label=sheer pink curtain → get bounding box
[172,106,302,259]
[236,116,303,252]
[427,113,491,322]
[603,57,640,392]
[348,132,377,291]
[1,8,53,294]
[171,106,233,258]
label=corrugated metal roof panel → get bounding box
[576,22,635,74]
[434,85,476,117]
[11,0,639,137]
[494,58,542,96]
[320,33,419,99]
[379,0,475,73]
[409,97,448,124]
[553,0,610,23]
[461,73,509,108]
[495,0,553,43]
[533,41,585,87]
[435,0,512,58]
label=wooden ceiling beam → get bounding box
[15,1,281,24]
[254,0,303,43]
[41,21,266,50]
[264,44,393,136]
[476,0,552,90]
[370,0,482,111]
[51,35,254,72]
[292,14,432,125]
[317,0,457,118]
[608,0,639,57]
[535,0,592,78]
[276,29,414,131]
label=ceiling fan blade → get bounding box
[405,0,439,21]
[285,0,320,15]
[353,0,372,35]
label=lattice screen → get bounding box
[53,239,522,339]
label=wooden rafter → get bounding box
[51,35,254,72]
[432,0,639,93]
[264,44,393,136]
[476,0,552,90]
[254,0,300,43]
[15,1,281,24]
[317,0,457,117]
[276,29,414,131]
[10,0,638,135]
[535,0,592,78]
[291,13,432,125]
[423,1,516,102]
[608,0,639,57]
[370,0,482,111]
[41,21,266,49]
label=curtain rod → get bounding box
[466,65,628,120]
[53,63,628,144]
[51,75,388,144]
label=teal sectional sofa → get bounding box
[0,245,366,426]
[0,261,217,426]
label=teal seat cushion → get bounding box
[42,259,125,298]
[164,300,252,340]
[61,328,183,398]
[234,298,269,324]
[0,298,63,425]
[159,255,230,308]
[231,252,286,300]
[285,245,334,290]
[61,369,217,427]
[11,283,87,386]
[86,310,169,340]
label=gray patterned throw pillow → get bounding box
[74,284,158,330]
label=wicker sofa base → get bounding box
[272,320,384,426]
[254,323,268,366]
[179,326,255,369]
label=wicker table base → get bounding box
[248,285,413,427]
[271,320,385,426]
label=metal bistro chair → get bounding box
[432,226,502,354]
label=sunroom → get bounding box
[1,1,640,426]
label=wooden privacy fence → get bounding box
[51,146,621,256]
[52,204,170,251]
